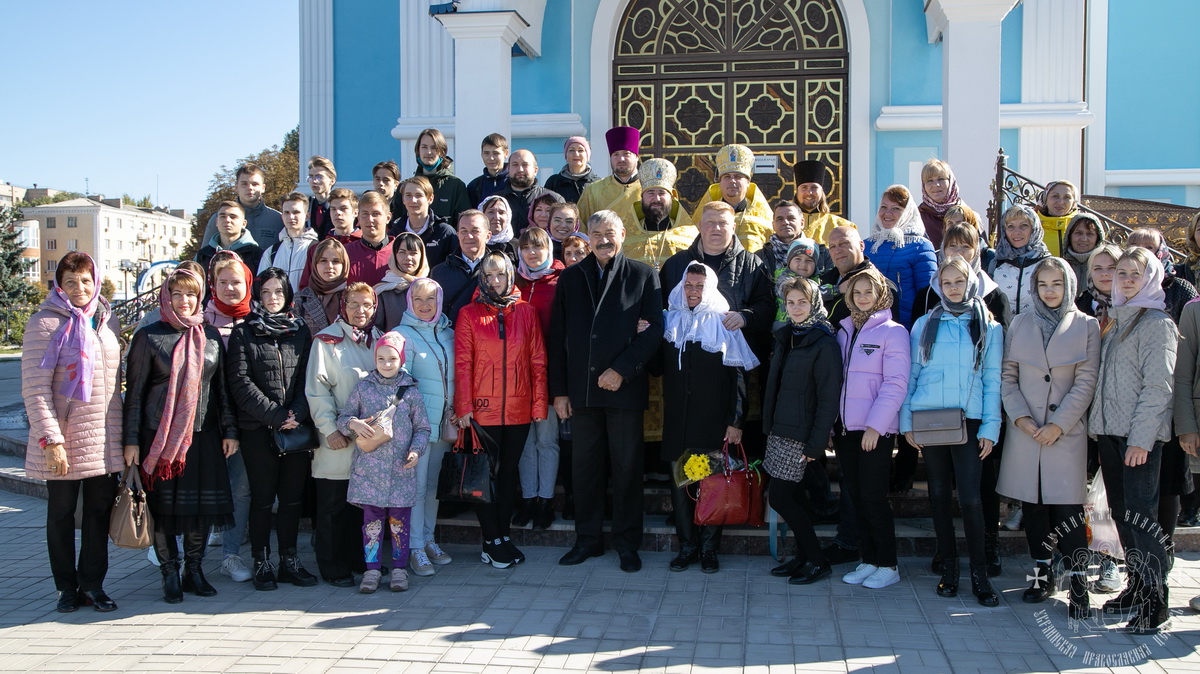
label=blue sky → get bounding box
[2,1,298,214]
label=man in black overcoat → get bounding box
[549,209,665,572]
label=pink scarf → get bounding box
[39,277,101,403]
[921,173,960,217]
[142,269,207,485]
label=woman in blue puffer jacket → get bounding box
[901,257,1003,608]
[392,277,456,576]
[864,185,937,328]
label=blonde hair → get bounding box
[937,256,972,284]
[921,158,954,183]
[308,155,337,181]
[944,204,979,228]
[357,190,390,214]
[344,281,375,303]
[701,200,735,218]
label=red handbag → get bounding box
[694,442,766,527]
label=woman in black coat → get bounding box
[123,269,237,604]
[226,267,317,591]
[658,263,759,574]
[762,276,842,585]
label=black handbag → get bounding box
[273,421,320,455]
[437,421,497,504]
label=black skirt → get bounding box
[140,425,234,535]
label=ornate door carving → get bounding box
[614,0,849,214]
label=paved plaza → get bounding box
[1,491,1199,673]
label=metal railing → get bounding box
[986,148,1185,261]
[111,285,161,333]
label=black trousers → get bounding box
[668,461,722,553]
[571,406,645,552]
[1023,501,1088,570]
[834,429,897,567]
[313,478,364,580]
[923,420,987,568]
[769,475,825,564]
[1097,435,1167,585]
[46,474,117,592]
[980,427,1004,540]
[241,426,312,555]
[475,423,530,542]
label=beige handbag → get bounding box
[109,469,154,549]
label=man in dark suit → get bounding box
[549,210,665,572]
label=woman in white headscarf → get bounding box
[658,263,759,574]
[864,185,936,328]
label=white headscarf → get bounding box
[868,185,924,255]
[663,263,760,370]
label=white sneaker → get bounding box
[425,542,452,565]
[1002,506,1023,531]
[409,549,436,577]
[221,554,252,582]
[207,530,223,547]
[1094,558,1122,593]
[842,563,878,585]
[863,566,901,589]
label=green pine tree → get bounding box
[0,205,37,306]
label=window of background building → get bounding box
[46,260,57,273]
[67,239,77,249]
[46,217,56,228]
[45,239,57,251]
[67,216,77,228]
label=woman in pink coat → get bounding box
[22,252,124,613]
[832,267,910,590]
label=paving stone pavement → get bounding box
[1,490,1199,673]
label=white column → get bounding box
[927,0,1018,226]
[434,11,529,181]
[1018,0,1088,187]
[298,0,334,186]
[395,3,456,175]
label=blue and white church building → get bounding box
[298,0,1200,229]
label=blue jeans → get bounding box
[922,420,987,568]
[519,407,559,499]
[223,450,251,558]
[1097,435,1168,586]
[411,439,452,548]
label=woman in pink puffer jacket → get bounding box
[23,252,124,613]
[833,267,910,591]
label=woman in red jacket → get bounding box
[455,251,549,568]
[512,227,565,529]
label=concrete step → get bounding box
[0,451,46,500]
[433,509,1200,556]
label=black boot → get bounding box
[930,552,944,574]
[669,546,699,572]
[971,566,999,607]
[277,549,319,587]
[1068,573,1091,620]
[984,533,1002,577]
[181,530,217,597]
[252,548,277,591]
[510,498,534,528]
[154,531,183,604]
[532,497,555,531]
[1103,572,1142,614]
[1127,583,1171,634]
[1022,561,1055,603]
[937,558,960,597]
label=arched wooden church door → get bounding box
[613,0,849,214]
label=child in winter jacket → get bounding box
[774,237,821,325]
[337,332,431,593]
[833,268,910,590]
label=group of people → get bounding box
[22,125,1199,636]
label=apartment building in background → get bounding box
[21,197,191,299]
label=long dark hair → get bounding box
[253,267,295,313]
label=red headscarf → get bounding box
[208,251,253,319]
